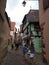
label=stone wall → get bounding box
[0,14,10,64]
[39,0,49,63]
[0,0,10,64]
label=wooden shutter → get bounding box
[43,0,49,9]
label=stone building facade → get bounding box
[22,10,42,53]
[0,0,10,64]
[20,24,23,33]
[39,0,49,63]
[10,22,15,44]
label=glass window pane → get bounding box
[28,25,30,32]
[31,24,34,32]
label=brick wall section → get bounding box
[39,0,49,63]
[0,0,10,64]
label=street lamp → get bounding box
[22,0,39,7]
[22,0,26,7]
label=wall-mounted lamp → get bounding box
[22,0,26,7]
[22,0,39,7]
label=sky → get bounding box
[6,0,39,30]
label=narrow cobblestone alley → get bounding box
[1,45,47,65]
[1,46,31,65]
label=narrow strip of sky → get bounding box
[6,0,39,30]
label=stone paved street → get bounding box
[1,46,47,65]
[1,46,31,65]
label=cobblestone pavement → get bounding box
[1,46,31,65]
[33,53,47,65]
[1,45,47,65]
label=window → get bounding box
[28,25,30,32]
[43,43,45,48]
[0,13,4,21]
[43,0,49,10]
[31,24,34,32]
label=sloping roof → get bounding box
[22,15,26,23]
[26,10,39,22]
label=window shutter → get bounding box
[43,0,49,9]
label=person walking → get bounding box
[29,41,35,65]
[14,39,19,50]
[22,41,27,60]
